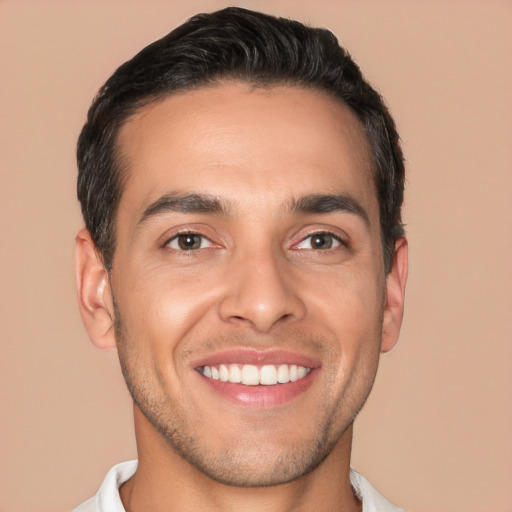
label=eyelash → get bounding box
[163,231,214,252]
[162,230,346,252]
[293,231,346,251]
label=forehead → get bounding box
[115,83,377,224]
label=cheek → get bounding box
[305,263,384,379]
[113,264,221,357]
[307,263,384,336]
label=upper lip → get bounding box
[191,348,321,369]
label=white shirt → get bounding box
[72,460,406,512]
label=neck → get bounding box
[120,407,361,512]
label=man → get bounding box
[73,7,408,512]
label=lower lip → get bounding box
[198,370,318,408]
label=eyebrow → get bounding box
[291,194,370,226]
[139,193,228,225]
[138,192,370,227]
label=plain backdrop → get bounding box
[1,1,511,511]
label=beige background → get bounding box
[1,1,511,511]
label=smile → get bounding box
[198,364,311,386]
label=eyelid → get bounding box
[292,229,348,250]
[161,228,217,250]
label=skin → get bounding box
[76,83,408,512]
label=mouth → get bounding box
[198,363,311,386]
[192,349,319,407]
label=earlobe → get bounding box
[75,228,117,350]
[381,237,408,353]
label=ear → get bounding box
[75,228,117,349]
[381,237,409,353]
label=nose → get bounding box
[218,248,306,333]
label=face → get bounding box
[81,83,407,487]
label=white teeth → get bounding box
[228,363,242,383]
[241,364,259,385]
[297,366,307,379]
[200,363,311,386]
[219,364,229,382]
[277,364,289,383]
[259,365,278,385]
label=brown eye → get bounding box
[310,233,333,249]
[167,234,211,250]
[296,232,342,250]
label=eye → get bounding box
[295,232,343,250]
[166,233,213,251]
